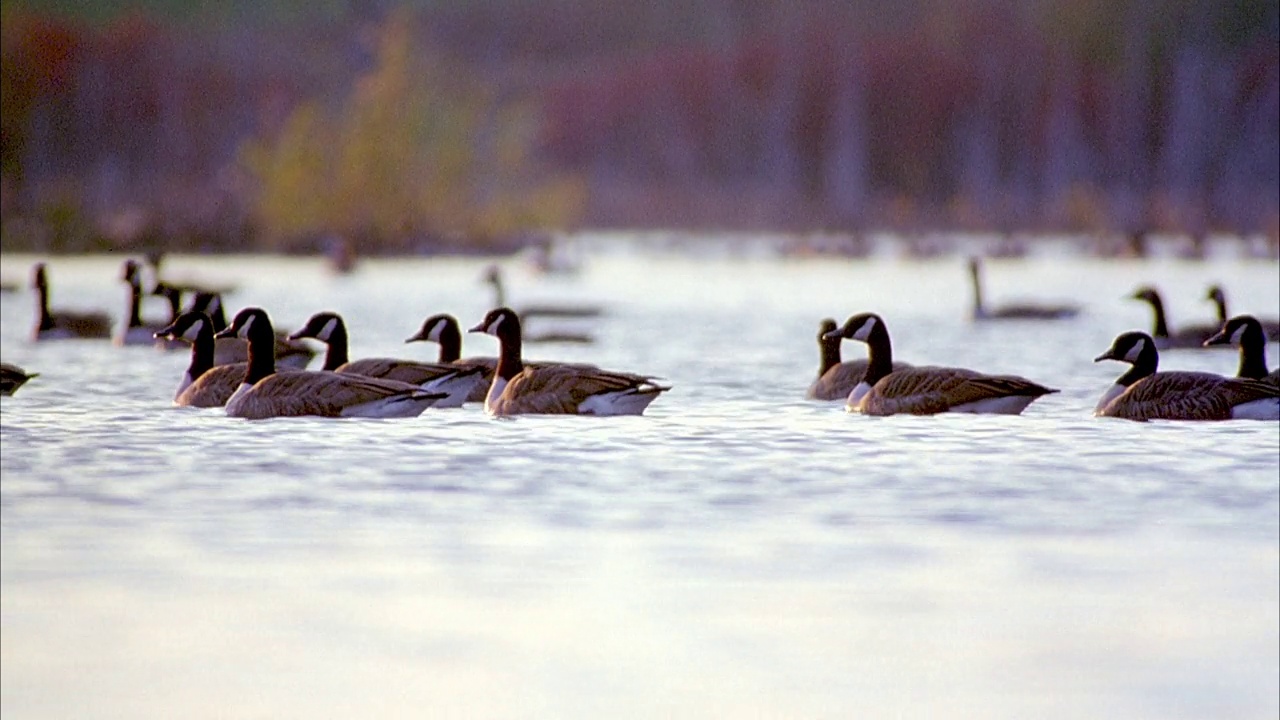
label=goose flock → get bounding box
[3,257,1278,423]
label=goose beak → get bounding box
[1203,330,1228,347]
[1093,350,1115,363]
[404,331,425,344]
[467,320,488,334]
[822,329,844,341]
[213,327,235,339]
[286,329,307,341]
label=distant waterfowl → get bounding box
[1205,285,1280,341]
[154,312,246,407]
[288,311,486,408]
[968,257,1079,320]
[1203,315,1280,387]
[30,262,112,341]
[145,250,237,296]
[0,280,18,294]
[1094,331,1278,421]
[188,291,315,370]
[0,363,38,396]
[115,259,170,346]
[214,307,445,419]
[806,318,909,401]
[483,265,603,319]
[1128,286,1221,349]
[468,307,669,416]
[825,312,1058,415]
[150,281,188,350]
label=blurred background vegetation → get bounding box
[1,0,1277,254]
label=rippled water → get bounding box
[2,241,1278,719]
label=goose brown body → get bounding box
[826,312,1057,416]
[30,263,112,340]
[289,311,485,407]
[155,311,245,407]
[469,307,667,416]
[806,318,910,400]
[1094,331,1279,421]
[216,307,444,419]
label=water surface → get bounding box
[2,243,1278,719]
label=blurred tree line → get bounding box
[1,0,1276,253]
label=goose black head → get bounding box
[1205,285,1225,305]
[121,259,141,284]
[289,311,344,343]
[215,307,271,340]
[469,307,520,337]
[1128,286,1161,305]
[1204,315,1263,348]
[155,311,212,343]
[406,313,457,344]
[1095,331,1156,364]
[826,312,887,343]
[31,263,48,290]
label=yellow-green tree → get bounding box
[241,6,584,251]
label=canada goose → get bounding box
[154,312,246,407]
[1094,331,1279,421]
[288,311,486,408]
[825,312,1058,415]
[405,313,601,403]
[150,281,188,350]
[145,250,237,296]
[968,257,1079,320]
[806,318,910,400]
[115,259,170,346]
[0,363,38,396]
[30,263,112,340]
[483,265,603,319]
[188,291,315,370]
[1128,286,1220,349]
[1203,315,1280,386]
[468,307,669,416]
[213,307,446,419]
[1205,285,1280,341]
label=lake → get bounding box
[2,236,1278,719]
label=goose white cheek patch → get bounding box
[182,320,204,342]
[1230,325,1246,345]
[851,318,875,342]
[425,323,442,342]
[317,318,338,342]
[1123,342,1143,363]
[238,316,255,338]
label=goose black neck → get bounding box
[818,334,842,377]
[1117,343,1159,387]
[1237,325,1269,379]
[438,322,462,363]
[187,321,215,382]
[969,263,985,316]
[489,274,507,308]
[862,323,895,386]
[242,317,278,386]
[35,280,54,331]
[159,287,182,322]
[1144,295,1170,338]
[126,278,143,328]
[321,320,350,371]
[1210,295,1228,323]
[494,318,525,380]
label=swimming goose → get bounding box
[115,259,170,346]
[1205,285,1280,341]
[30,263,112,341]
[405,313,603,403]
[288,311,486,408]
[968,257,1080,320]
[484,265,603,319]
[154,311,246,407]
[806,318,909,400]
[825,312,1058,415]
[0,363,38,396]
[1203,315,1280,387]
[213,307,445,419]
[1094,331,1278,420]
[1128,286,1220,349]
[189,291,315,369]
[468,307,669,416]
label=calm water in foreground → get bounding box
[2,240,1278,719]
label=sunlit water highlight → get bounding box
[2,242,1278,719]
